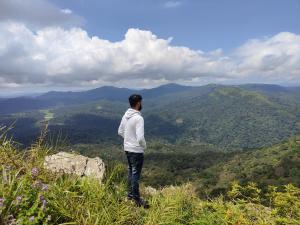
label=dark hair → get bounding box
[129,94,142,108]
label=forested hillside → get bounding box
[67,133,300,200]
[146,86,300,149]
[1,83,300,150]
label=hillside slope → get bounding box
[0,133,299,224]
[72,134,300,200]
[146,86,300,149]
[202,134,300,193]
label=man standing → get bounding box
[118,94,149,208]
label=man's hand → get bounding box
[118,116,126,138]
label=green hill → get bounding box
[145,86,300,149]
[200,134,300,196]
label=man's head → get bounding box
[129,94,143,111]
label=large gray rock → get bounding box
[44,152,105,184]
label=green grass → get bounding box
[0,127,299,224]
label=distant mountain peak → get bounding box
[156,83,188,88]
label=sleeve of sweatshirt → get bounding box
[136,116,147,149]
[118,116,126,138]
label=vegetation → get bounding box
[148,86,300,149]
[69,135,300,199]
[202,135,300,193]
[0,128,299,224]
[1,84,300,224]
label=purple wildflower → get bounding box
[16,196,22,202]
[15,196,22,205]
[40,195,45,201]
[40,195,47,210]
[31,167,39,177]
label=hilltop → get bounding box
[0,129,299,224]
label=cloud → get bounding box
[0,21,299,90]
[164,1,182,8]
[233,32,300,82]
[61,9,73,15]
[0,0,84,29]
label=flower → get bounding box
[16,196,22,201]
[40,195,45,201]
[40,195,47,210]
[15,196,22,205]
[31,167,39,177]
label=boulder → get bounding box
[144,186,158,196]
[44,152,105,184]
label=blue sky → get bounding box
[0,0,299,96]
[50,0,300,52]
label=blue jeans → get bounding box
[125,151,144,200]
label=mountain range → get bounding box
[1,83,300,150]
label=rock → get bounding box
[84,157,106,182]
[44,152,105,184]
[144,186,158,196]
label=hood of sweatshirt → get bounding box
[124,108,141,119]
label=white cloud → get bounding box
[0,22,299,90]
[0,0,84,29]
[164,1,182,8]
[61,9,73,15]
[233,32,300,82]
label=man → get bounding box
[118,94,149,208]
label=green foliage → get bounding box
[227,182,300,224]
[227,181,261,203]
[71,134,300,199]
[152,86,300,149]
[271,184,300,221]
[205,135,300,193]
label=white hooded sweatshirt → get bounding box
[118,108,147,153]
